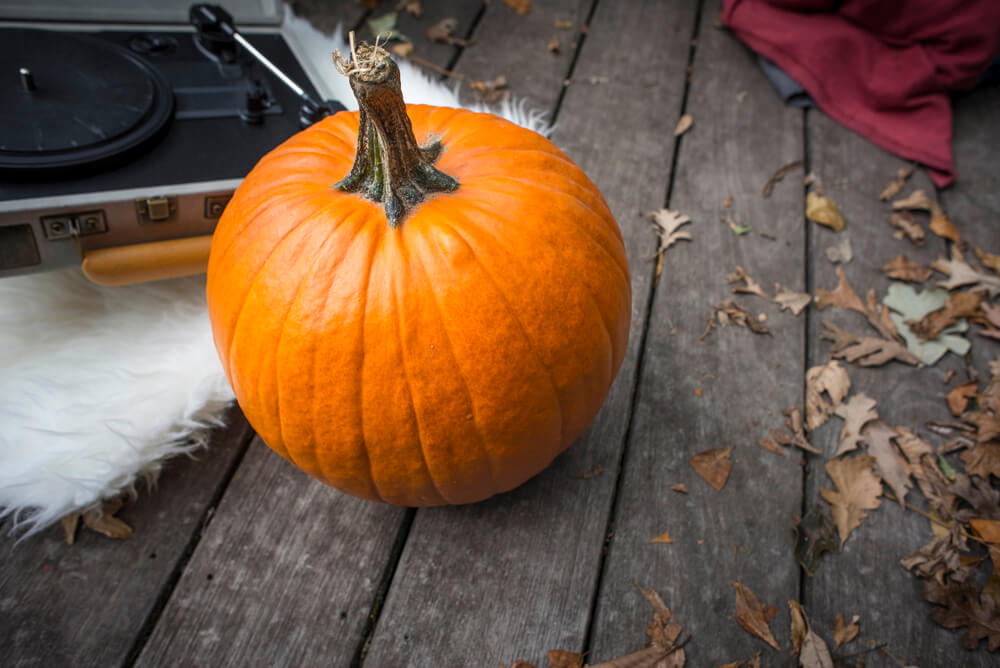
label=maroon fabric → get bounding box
[721,0,1000,187]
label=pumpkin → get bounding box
[206,42,630,506]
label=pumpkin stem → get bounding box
[333,37,459,227]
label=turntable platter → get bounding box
[0,29,174,173]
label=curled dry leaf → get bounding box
[893,189,934,212]
[689,447,734,491]
[806,191,846,231]
[930,212,961,243]
[911,291,984,342]
[397,0,422,17]
[947,381,979,416]
[650,530,673,544]
[548,650,584,668]
[861,421,913,505]
[783,406,822,454]
[728,266,772,302]
[933,250,1000,297]
[824,236,853,264]
[882,255,933,283]
[800,627,834,668]
[901,530,965,584]
[673,114,693,137]
[805,361,851,431]
[833,393,878,456]
[758,436,787,456]
[789,601,808,653]
[821,321,920,367]
[833,612,860,646]
[815,266,866,313]
[671,483,688,494]
[961,442,1000,479]
[922,578,1000,651]
[974,247,1000,276]
[774,284,811,316]
[648,209,693,256]
[820,455,882,548]
[879,165,915,201]
[896,427,956,519]
[889,211,925,245]
[733,582,781,651]
[762,159,802,197]
[702,300,771,339]
[547,35,561,54]
[504,0,532,15]
[469,75,510,103]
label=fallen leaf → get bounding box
[824,236,853,264]
[821,322,920,367]
[966,410,1000,444]
[788,601,808,653]
[554,19,573,29]
[820,455,882,547]
[636,585,687,666]
[762,159,802,197]
[815,267,866,313]
[893,189,935,212]
[728,266,772,302]
[934,250,1000,297]
[368,11,409,42]
[879,165,915,201]
[469,75,510,103]
[547,35,561,54]
[805,361,851,431]
[895,427,956,519]
[974,247,1000,276]
[548,650,584,668]
[702,300,771,339]
[775,285,811,316]
[961,442,1000,479]
[971,518,1000,546]
[882,255,933,283]
[947,381,979,416]
[509,661,536,668]
[862,421,912,504]
[648,209,693,256]
[909,291,984,342]
[806,191,846,231]
[833,613,860,646]
[504,0,532,15]
[794,505,838,576]
[650,530,673,544]
[391,41,414,57]
[575,465,603,479]
[425,17,470,45]
[800,627,834,668]
[758,437,787,456]
[723,196,733,207]
[833,393,878,456]
[889,212,926,245]
[689,447,734,491]
[884,282,969,364]
[397,0,422,17]
[733,582,781,650]
[952,474,1000,522]
[722,216,751,235]
[930,212,961,243]
[674,114,693,137]
[783,406,822,453]
[902,531,964,584]
[922,578,1000,651]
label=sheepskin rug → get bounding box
[0,8,549,537]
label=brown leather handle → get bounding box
[81,235,213,286]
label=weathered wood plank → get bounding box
[452,0,587,111]
[586,2,807,664]
[802,104,994,665]
[0,406,251,667]
[392,0,485,72]
[285,0,370,35]
[361,1,695,665]
[134,437,408,667]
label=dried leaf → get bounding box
[728,266,772,302]
[547,35,561,54]
[554,19,573,29]
[722,216,751,235]
[902,530,964,584]
[391,41,414,57]
[833,393,878,456]
[794,505,838,576]
[575,465,604,479]
[703,300,771,339]
[930,212,961,243]
[800,628,834,668]
[884,282,969,364]
[893,189,935,212]
[548,650,584,668]
[833,613,860,646]
[922,578,1000,651]
[469,75,510,103]
[966,410,1000,444]
[824,236,853,264]
[934,250,1000,297]
[60,512,80,545]
[895,427,956,519]
[879,165,915,201]
[504,0,532,15]
[806,191,846,231]
[820,455,882,547]
[762,159,802,197]
[909,291,984,342]
[671,483,688,494]
[80,498,133,540]
[952,474,1000,522]
[674,114,693,137]
[882,255,933,283]
[397,0,422,17]
[648,209,693,255]
[805,361,851,431]
[947,381,979,416]
[649,529,673,545]
[862,421,912,505]
[784,407,822,453]
[974,247,1000,276]
[815,267,866,313]
[758,437,787,456]
[425,17,469,46]
[689,447,734,491]
[823,328,920,367]
[775,285,811,316]
[788,601,807,653]
[733,582,781,650]
[961,443,1000,479]
[368,12,408,42]
[889,212,925,245]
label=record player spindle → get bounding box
[19,67,35,92]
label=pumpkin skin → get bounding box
[206,105,630,506]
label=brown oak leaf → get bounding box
[923,578,1000,651]
[703,300,770,339]
[974,247,1000,276]
[901,529,965,584]
[689,447,734,491]
[504,0,532,15]
[806,361,851,431]
[879,165,915,201]
[833,393,878,456]
[821,455,883,547]
[930,211,961,243]
[909,291,984,341]
[783,407,822,453]
[821,324,920,367]
[833,612,860,646]
[727,266,772,302]
[816,267,866,313]
[895,427,956,519]
[788,601,808,653]
[648,209,692,256]
[960,442,1000,480]
[882,255,933,283]
[774,284,811,316]
[947,381,979,416]
[806,191,847,231]
[862,421,912,504]
[889,211,925,245]
[933,250,1000,297]
[733,582,781,650]
[893,189,935,211]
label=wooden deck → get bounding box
[3,1,999,666]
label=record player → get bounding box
[0,0,345,285]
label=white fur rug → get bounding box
[0,9,549,537]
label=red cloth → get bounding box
[721,0,1000,187]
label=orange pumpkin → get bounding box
[206,44,630,506]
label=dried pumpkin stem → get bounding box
[334,37,458,227]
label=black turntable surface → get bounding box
[0,26,329,201]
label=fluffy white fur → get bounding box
[0,12,549,537]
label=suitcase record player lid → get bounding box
[0,0,281,25]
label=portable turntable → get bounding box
[0,0,345,285]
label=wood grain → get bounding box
[361,1,696,666]
[802,106,993,666]
[392,0,484,72]
[585,1,807,664]
[0,407,251,667]
[134,438,409,668]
